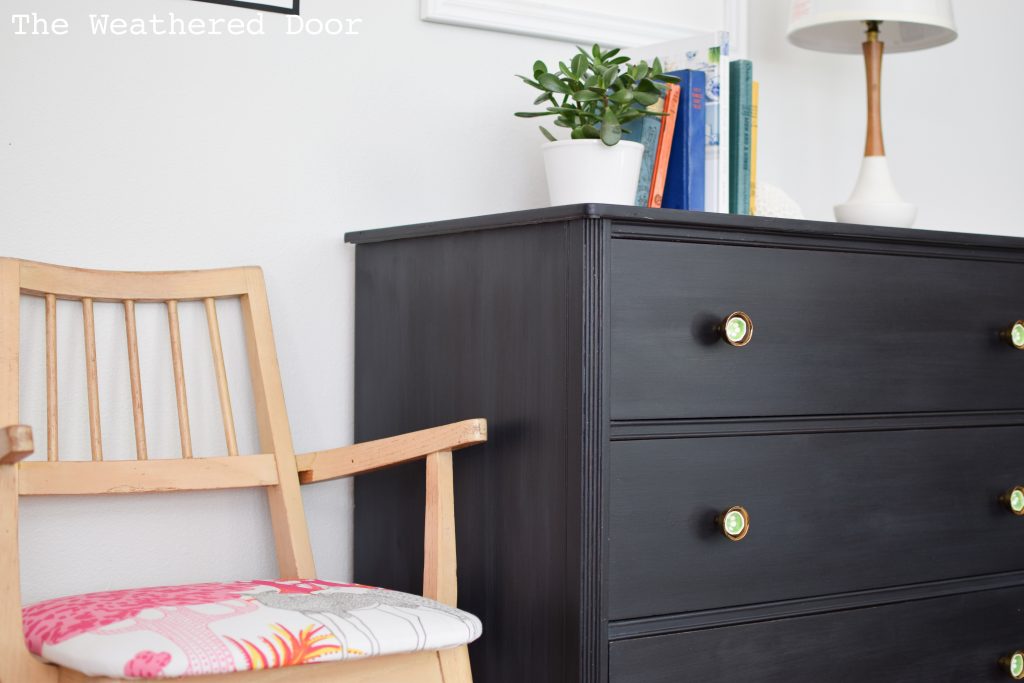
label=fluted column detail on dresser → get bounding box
[574,217,608,683]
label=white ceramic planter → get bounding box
[541,139,643,206]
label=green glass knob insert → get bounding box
[717,505,750,541]
[1006,321,1024,349]
[721,311,754,347]
[1003,651,1024,679]
[1003,487,1024,516]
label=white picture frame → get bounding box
[421,0,748,53]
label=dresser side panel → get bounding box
[352,221,599,682]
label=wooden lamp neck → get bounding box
[863,20,885,157]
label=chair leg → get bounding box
[437,645,472,683]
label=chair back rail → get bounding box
[18,454,280,495]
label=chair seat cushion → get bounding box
[22,579,482,679]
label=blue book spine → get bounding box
[633,115,661,206]
[662,70,706,211]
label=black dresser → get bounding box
[346,205,1024,683]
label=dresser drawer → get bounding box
[609,238,1024,420]
[608,427,1024,619]
[610,584,1024,682]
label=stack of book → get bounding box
[630,33,759,215]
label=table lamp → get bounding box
[787,0,957,227]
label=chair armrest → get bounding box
[296,418,487,484]
[0,425,33,465]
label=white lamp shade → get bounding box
[787,0,957,53]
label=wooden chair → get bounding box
[0,258,486,682]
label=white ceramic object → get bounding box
[834,156,917,228]
[754,182,804,219]
[541,139,643,206]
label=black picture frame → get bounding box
[192,0,300,15]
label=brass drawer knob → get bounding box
[1002,651,1024,679]
[716,505,750,541]
[1002,487,1024,515]
[1005,321,1024,349]
[721,311,753,347]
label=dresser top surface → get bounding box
[345,204,1024,251]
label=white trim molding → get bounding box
[422,0,748,50]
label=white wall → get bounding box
[1,0,1019,606]
[1,0,566,605]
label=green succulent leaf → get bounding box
[532,60,547,77]
[600,126,622,146]
[539,125,557,142]
[537,72,570,94]
[609,88,633,104]
[515,111,554,118]
[517,75,546,91]
[637,78,661,94]
[572,125,603,139]
[572,89,601,102]
[600,107,621,146]
[633,91,659,107]
[571,53,587,78]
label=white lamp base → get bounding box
[834,156,917,228]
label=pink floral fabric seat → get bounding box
[22,579,482,679]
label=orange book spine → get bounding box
[647,83,681,208]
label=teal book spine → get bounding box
[728,59,753,215]
[633,115,662,206]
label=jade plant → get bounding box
[515,44,679,146]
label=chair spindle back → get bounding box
[2,258,315,577]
